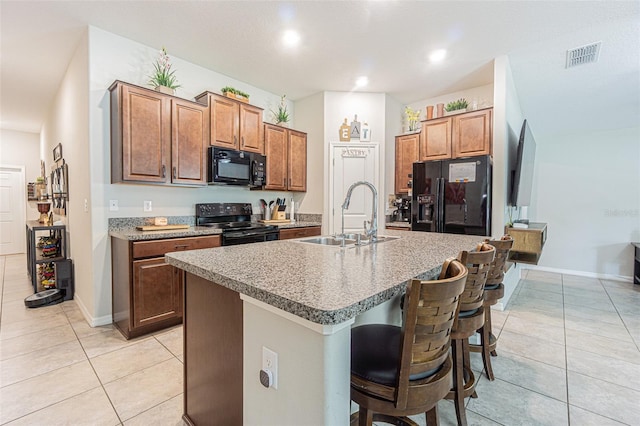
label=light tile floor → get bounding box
[1,254,639,425]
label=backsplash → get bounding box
[108,213,321,230]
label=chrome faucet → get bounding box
[341,181,378,241]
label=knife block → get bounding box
[272,210,286,220]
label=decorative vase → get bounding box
[155,86,175,96]
[436,103,444,118]
[426,106,434,120]
[427,106,434,120]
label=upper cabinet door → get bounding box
[287,130,307,192]
[420,118,452,161]
[210,94,239,149]
[452,109,492,158]
[239,104,264,154]
[395,133,419,194]
[171,99,209,185]
[264,124,287,191]
[115,83,171,183]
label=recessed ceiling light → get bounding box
[355,76,369,87]
[429,49,447,63]
[282,30,301,47]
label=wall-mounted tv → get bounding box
[509,119,537,207]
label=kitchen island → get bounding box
[165,230,482,425]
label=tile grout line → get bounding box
[66,305,125,426]
[600,278,640,353]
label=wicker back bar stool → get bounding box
[350,259,468,426]
[445,243,495,426]
[469,236,514,380]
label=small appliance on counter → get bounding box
[196,202,279,246]
[392,197,411,222]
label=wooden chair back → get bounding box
[457,243,496,312]
[485,236,514,285]
[395,258,468,409]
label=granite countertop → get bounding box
[386,221,411,228]
[165,230,481,325]
[109,221,322,241]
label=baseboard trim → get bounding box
[74,294,113,327]
[522,265,632,283]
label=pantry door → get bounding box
[0,166,26,255]
[329,143,379,235]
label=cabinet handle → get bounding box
[173,167,177,179]
[174,244,189,250]
[283,178,285,187]
[162,165,166,178]
[289,178,291,187]
[234,135,238,146]
[241,136,244,147]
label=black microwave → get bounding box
[208,147,266,187]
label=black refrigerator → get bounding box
[411,155,491,236]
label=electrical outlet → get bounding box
[84,199,89,212]
[143,200,152,212]
[262,346,278,389]
[109,200,118,211]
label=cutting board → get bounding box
[136,224,190,231]
[259,219,291,224]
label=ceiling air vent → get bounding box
[566,42,601,68]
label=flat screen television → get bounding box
[509,119,537,207]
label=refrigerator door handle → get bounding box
[434,177,441,232]
[436,177,443,232]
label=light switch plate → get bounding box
[109,200,118,211]
[143,201,152,212]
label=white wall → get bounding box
[40,31,93,318]
[384,94,404,208]
[294,92,325,216]
[0,129,41,221]
[532,126,639,279]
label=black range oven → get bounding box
[195,203,278,246]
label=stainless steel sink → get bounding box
[297,235,400,247]
[299,236,356,246]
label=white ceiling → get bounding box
[1,1,639,138]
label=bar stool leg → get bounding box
[480,307,495,380]
[452,338,468,426]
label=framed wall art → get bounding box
[53,143,63,162]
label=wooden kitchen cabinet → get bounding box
[264,123,307,192]
[395,133,420,194]
[279,226,321,240]
[195,92,264,154]
[110,81,208,186]
[505,222,547,265]
[419,107,492,161]
[111,234,221,339]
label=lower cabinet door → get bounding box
[132,257,182,329]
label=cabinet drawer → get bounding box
[132,235,221,259]
[279,226,321,240]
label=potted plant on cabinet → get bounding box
[271,95,290,126]
[404,106,421,132]
[444,98,469,115]
[221,86,250,103]
[148,47,180,95]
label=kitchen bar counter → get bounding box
[109,221,322,241]
[165,230,482,426]
[166,230,479,324]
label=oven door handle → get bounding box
[225,231,271,239]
